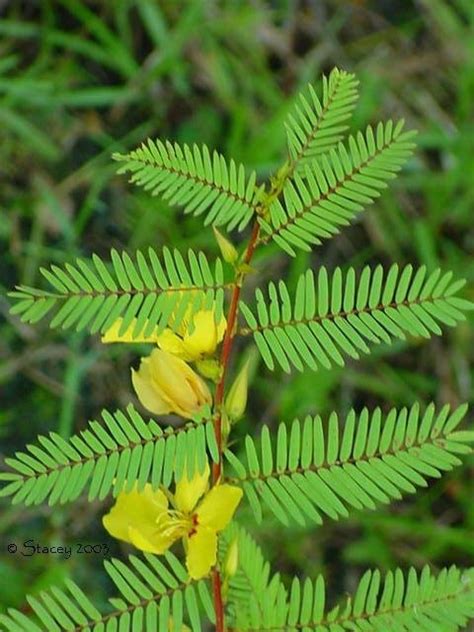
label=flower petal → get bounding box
[150,351,198,413]
[183,311,217,359]
[148,349,212,418]
[196,484,243,531]
[183,311,227,360]
[132,349,212,419]
[174,463,210,514]
[156,329,191,360]
[186,526,217,579]
[102,485,168,544]
[102,318,160,344]
[128,525,175,555]
[131,358,174,415]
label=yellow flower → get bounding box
[132,349,212,418]
[101,309,226,363]
[155,310,226,362]
[102,466,243,580]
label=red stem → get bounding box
[212,569,225,632]
[210,220,260,632]
[212,220,260,481]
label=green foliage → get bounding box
[113,141,262,232]
[224,528,474,632]
[221,524,271,626]
[0,551,213,632]
[3,59,474,631]
[3,526,472,631]
[285,67,360,170]
[260,121,417,256]
[8,247,226,336]
[240,265,473,372]
[0,578,101,632]
[0,405,218,506]
[224,403,474,526]
[232,562,474,632]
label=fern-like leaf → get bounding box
[224,403,473,525]
[8,247,226,336]
[260,121,416,256]
[286,67,359,170]
[239,265,473,373]
[0,578,101,632]
[0,551,214,631]
[234,565,474,632]
[220,525,272,628]
[113,140,262,232]
[0,405,218,506]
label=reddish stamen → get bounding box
[188,513,199,537]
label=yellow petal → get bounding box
[196,484,243,531]
[186,526,217,579]
[175,463,210,514]
[131,360,174,415]
[102,485,168,544]
[148,350,212,418]
[183,311,217,358]
[132,349,212,419]
[128,525,175,555]
[182,311,226,360]
[156,329,192,360]
[101,318,160,344]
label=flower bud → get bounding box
[194,358,222,382]
[132,349,212,419]
[221,409,231,444]
[168,621,190,632]
[225,359,250,422]
[213,227,238,264]
[224,536,239,578]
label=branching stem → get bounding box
[210,219,261,632]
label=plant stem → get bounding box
[212,219,260,481]
[210,219,260,632]
[212,568,225,632]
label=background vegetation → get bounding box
[1,0,473,621]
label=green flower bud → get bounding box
[213,227,238,264]
[225,359,249,421]
[195,358,222,382]
[224,536,239,578]
[221,409,231,444]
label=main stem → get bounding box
[210,219,261,632]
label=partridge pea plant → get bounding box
[3,68,474,631]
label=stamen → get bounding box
[188,513,199,538]
[155,509,192,539]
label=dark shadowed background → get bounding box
[1,0,473,620]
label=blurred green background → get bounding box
[1,0,473,619]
